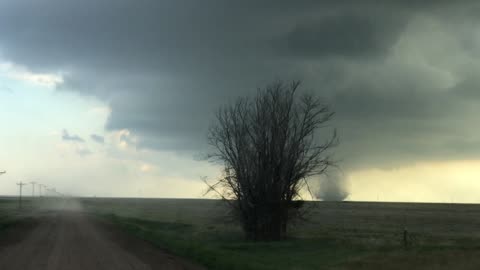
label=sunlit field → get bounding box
[79,198,480,270]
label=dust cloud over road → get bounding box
[0,205,203,270]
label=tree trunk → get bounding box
[243,203,288,241]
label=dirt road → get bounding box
[0,211,204,270]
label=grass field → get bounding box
[1,196,480,269]
[0,196,80,233]
[81,198,480,270]
[0,197,38,238]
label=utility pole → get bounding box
[30,182,36,198]
[41,185,48,197]
[46,187,54,198]
[17,182,27,209]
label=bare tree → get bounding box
[207,80,337,241]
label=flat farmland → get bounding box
[81,198,480,270]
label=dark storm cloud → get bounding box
[277,14,403,59]
[90,134,105,144]
[62,130,85,143]
[0,85,13,94]
[76,148,92,157]
[1,0,479,170]
[333,88,479,170]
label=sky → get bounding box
[0,0,479,202]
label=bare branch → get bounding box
[206,80,337,241]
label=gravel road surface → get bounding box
[0,211,204,270]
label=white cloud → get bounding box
[140,163,154,173]
[110,129,137,150]
[0,60,63,87]
[87,106,111,118]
